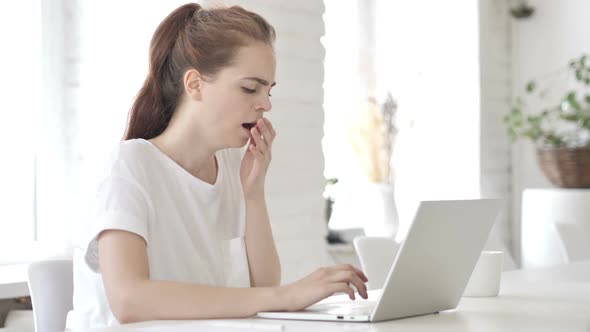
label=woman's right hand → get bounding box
[277,264,369,312]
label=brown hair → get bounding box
[123,3,276,140]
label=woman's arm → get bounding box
[239,118,281,287]
[99,229,368,324]
[244,196,281,287]
[98,230,281,324]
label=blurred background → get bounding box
[0,0,589,290]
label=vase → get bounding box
[536,147,590,188]
[361,182,399,238]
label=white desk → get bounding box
[71,262,590,332]
[0,264,29,299]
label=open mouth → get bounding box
[242,122,257,130]
[242,122,258,145]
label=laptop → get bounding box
[257,198,503,322]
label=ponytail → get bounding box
[124,3,201,140]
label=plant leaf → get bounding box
[566,91,577,103]
[326,178,338,185]
[560,113,577,121]
[526,81,536,93]
[511,105,522,115]
[585,94,590,104]
[566,91,582,111]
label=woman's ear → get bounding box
[184,69,203,100]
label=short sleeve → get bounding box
[84,175,152,273]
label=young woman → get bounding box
[67,3,368,329]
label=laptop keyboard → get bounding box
[306,301,377,315]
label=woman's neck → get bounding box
[149,123,218,183]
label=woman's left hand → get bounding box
[240,118,276,200]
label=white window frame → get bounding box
[0,0,68,264]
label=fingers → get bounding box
[262,118,276,140]
[250,119,275,161]
[250,118,275,140]
[250,126,266,152]
[248,127,269,166]
[257,118,275,146]
[328,282,356,300]
[327,270,368,299]
[329,264,369,282]
[314,265,368,300]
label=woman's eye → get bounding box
[242,87,256,94]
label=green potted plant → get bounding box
[504,53,590,188]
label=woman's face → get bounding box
[197,41,276,149]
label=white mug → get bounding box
[463,251,503,297]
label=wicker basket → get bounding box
[536,147,590,188]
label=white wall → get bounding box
[510,0,590,263]
[65,0,331,284]
[479,0,514,264]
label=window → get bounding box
[323,0,482,238]
[0,0,43,262]
[322,0,363,184]
[0,1,198,263]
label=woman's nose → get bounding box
[256,95,272,112]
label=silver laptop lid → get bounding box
[371,198,503,322]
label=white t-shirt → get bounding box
[66,139,250,329]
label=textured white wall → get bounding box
[478,0,514,265]
[510,0,590,264]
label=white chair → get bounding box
[352,236,400,290]
[27,259,73,332]
[521,188,590,268]
[553,221,590,263]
